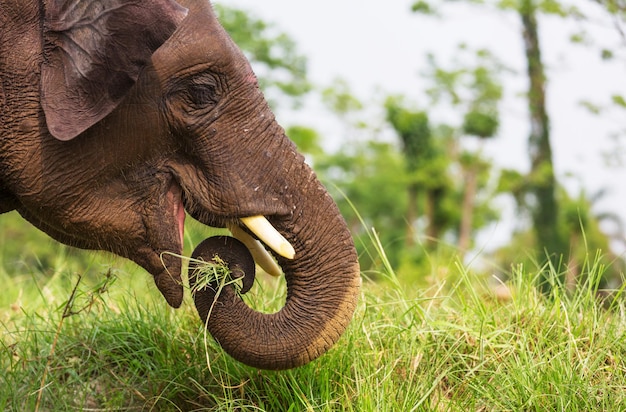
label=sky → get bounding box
[222,0,626,254]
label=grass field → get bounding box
[2,212,626,411]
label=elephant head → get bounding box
[0,0,360,369]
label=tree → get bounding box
[519,0,568,291]
[384,98,438,247]
[594,0,626,44]
[560,188,624,289]
[411,0,598,290]
[383,47,504,257]
[425,47,505,258]
[492,183,626,290]
[316,141,410,271]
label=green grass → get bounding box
[2,214,626,410]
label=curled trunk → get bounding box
[190,170,361,370]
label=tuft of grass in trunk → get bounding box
[186,255,233,296]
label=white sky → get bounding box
[221,0,626,254]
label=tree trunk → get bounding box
[458,166,478,258]
[425,187,443,249]
[406,182,419,246]
[520,0,566,292]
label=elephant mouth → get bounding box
[173,182,295,277]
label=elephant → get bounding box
[0,0,361,370]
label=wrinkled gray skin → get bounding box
[0,0,360,370]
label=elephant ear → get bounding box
[41,0,188,141]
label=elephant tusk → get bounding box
[228,223,283,277]
[240,216,295,260]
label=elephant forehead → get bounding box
[150,8,255,90]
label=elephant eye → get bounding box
[188,84,219,108]
[164,73,224,119]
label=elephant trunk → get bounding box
[191,161,361,370]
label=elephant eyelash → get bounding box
[166,72,224,111]
[187,84,220,107]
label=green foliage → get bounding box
[559,189,625,286]
[0,213,123,313]
[569,30,590,45]
[497,168,530,213]
[612,94,626,108]
[317,142,410,269]
[462,110,499,138]
[313,71,503,267]
[382,48,504,254]
[411,0,438,15]
[536,0,579,17]
[413,0,583,16]
[385,96,432,173]
[322,78,364,116]
[424,46,505,139]
[414,0,590,277]
[286,125,324,157]
[599,0,626,15]
[601,48,615,60]
[492,186,626,288]
[214,4,311,107]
